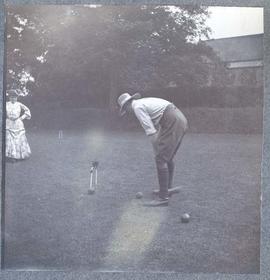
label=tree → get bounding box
[6,5,218,111]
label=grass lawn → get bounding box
[4,129,261,273]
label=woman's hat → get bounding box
[118,92,141,116]
[6,89,18,98]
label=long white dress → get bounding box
[6,101,31,160]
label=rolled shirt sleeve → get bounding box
[133,104,157,135]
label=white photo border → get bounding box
[0,1,269,280]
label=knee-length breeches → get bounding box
[155,104,188,163]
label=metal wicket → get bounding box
[88,161,99,194]
[58,130,63,139]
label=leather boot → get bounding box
[153,161,181,196]
[168,160,175,189]
[144,168,169,207]
[157,167,169,199]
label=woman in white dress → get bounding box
[6,89,31,162]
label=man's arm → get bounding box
[133,105,157,136]
[148,132,158,145]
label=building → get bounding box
[205,34,263,87]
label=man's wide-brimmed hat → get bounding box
[6,89,18,98]
[118,92,141,116]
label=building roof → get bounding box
[204,34,263,62]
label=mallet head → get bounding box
[92,161,99,168]
[88,188,95,195]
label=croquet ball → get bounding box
[181,213,190,223]
[135,192,143,199]
[88,189,95,195]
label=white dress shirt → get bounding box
[132,97,171,135]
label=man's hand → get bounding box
[148,132,159,153]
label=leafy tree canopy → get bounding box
[6,5,220,109]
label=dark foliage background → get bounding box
[6,5,263,133]
[6,5,219,107]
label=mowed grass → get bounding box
[4,129,261,273]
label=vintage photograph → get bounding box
[3,5,263,273]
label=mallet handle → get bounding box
[89,167,95,190]
[95,168,98,186]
